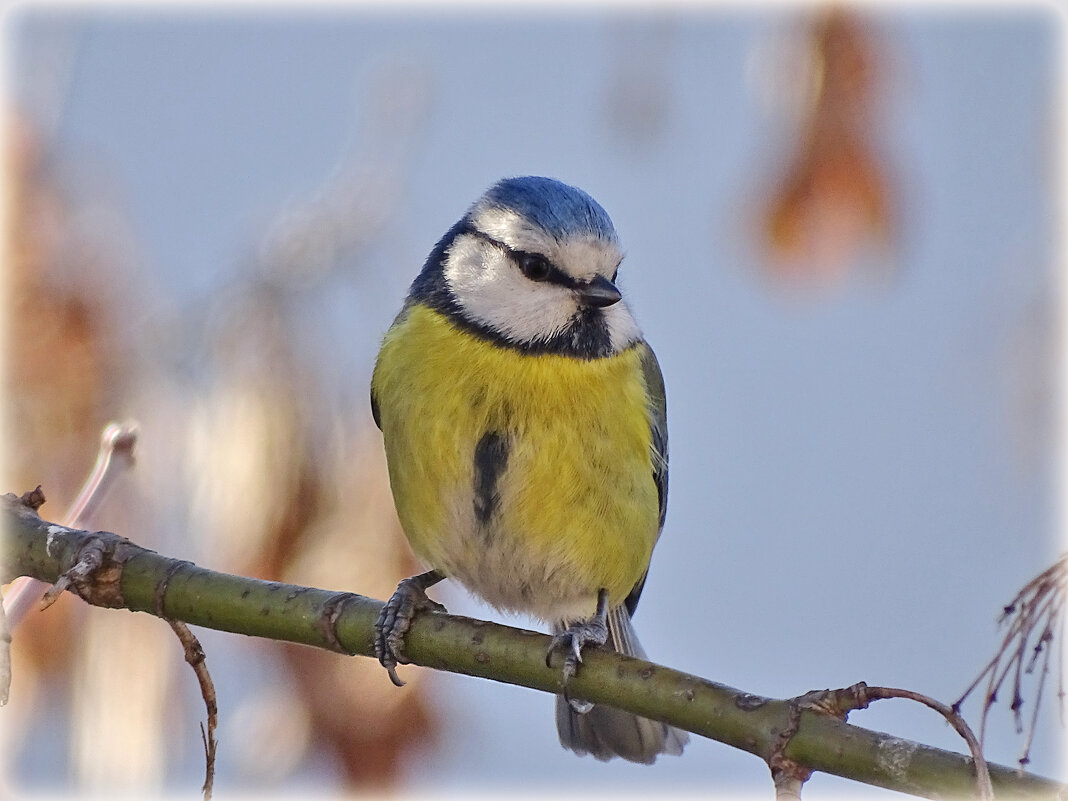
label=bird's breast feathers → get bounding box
[372,303,661,621]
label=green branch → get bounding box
[2,492,1062,799]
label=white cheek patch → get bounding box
[444,236,578,345]
[444,235,507,292]
[444,232,643,353]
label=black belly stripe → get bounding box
[473,431,509,525]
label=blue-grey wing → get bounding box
[624,339,668,617]
[639,340,668,534]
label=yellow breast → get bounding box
[371,304,659,620]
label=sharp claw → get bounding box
[373,571,446,686]
[386,665,406,688]
[545,591,611,714]
[546,600,610,687]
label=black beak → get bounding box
[576,275,622,308]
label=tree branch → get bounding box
[2,492,1063,799]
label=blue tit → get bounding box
[370,176,688,764]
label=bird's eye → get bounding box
[518,253,552,282]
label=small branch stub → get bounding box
[773,769,806,801]
[39,527,134,610]
[18,486,45,511]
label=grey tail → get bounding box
[554,605,689,764]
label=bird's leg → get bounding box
[374,569,446,687]
[546,588,610,711]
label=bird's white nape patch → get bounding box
[443,233,642,352]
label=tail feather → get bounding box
[554,606,688,763]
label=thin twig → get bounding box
[956,554,1068,767]
[166,620,217,801]
[866,685,993,801]
[65,421,139,526]
[3,422,139,628]
[1020,628,1053,766]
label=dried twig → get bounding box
[955,554,1068,767]
[774,683,992,801]
[167,620,217,800]
[156,558,218,801]
[65,421,139,525]
[864,685,993,801]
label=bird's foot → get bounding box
[374,570,446,687]
[546,589,609,712]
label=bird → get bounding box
[369,175,688,763]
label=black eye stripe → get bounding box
[465,228,577,288]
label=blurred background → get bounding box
[1,2,1064,798]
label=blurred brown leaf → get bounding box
[760,8,896,283]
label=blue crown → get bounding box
[477,177,617,242]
